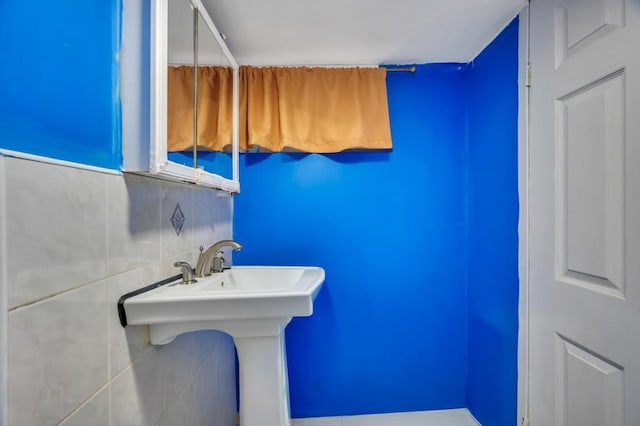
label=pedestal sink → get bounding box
[122,266,325,426]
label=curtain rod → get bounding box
[384,66,416,73]
[169,64,417,72]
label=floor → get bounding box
[292,408,481,426]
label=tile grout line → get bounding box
[55,382,110,425]
[8,278,110,313]
[109,344,155,383]
[105,252,112,426]
[0,155,8,426]
[156,335,217,424]
[108,376,112,426]
[104,171,113,426]
[8,247,199,313]
[104,173,110,295]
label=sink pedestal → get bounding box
[235,333,291,426]
[147,317,295,426]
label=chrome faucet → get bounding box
[174,261,197,284]
[195,240,242,277]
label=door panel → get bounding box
[555,335,623,426]
[556,70,625,297]
[555,0,624,67]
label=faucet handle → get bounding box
[212,251,225,273]
[174,261,197,285]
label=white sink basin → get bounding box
[122,265,325,426]
[125,266,324,327]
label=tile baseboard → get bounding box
[292,408,481,426]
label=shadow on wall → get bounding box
[243,151,391,166]
[121,175,233,247]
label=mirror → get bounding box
[166,0,196,168]
[193,9,233,180]
[166,0,233,181]
[166,0,236,184]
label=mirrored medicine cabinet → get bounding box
[121,0,239,192]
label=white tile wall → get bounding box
[213,192,236,264]
[193,186,218,250]
[161,249,201,278]
[159,333,199,411]
[111,347,164,426]
[106,174,162,275]
[213,192,233,240]
[8,281,108,425]
[2,157,236,426]
[211,332,238,425]
[6,159,108,309]
[158,334,236,426]
[107,264,161,378]
[159,386,191,426]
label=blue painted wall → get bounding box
[168,151,233,179]
[0,0,121,169]
[234,64,470,417]
[466,18,519,426]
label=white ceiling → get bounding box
[200,0,527,66]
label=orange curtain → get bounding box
[167,66,233,152]
[167,66,193,151]
[168,65,393,153]
[240,66,392,152]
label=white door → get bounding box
[529,0,640,424]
